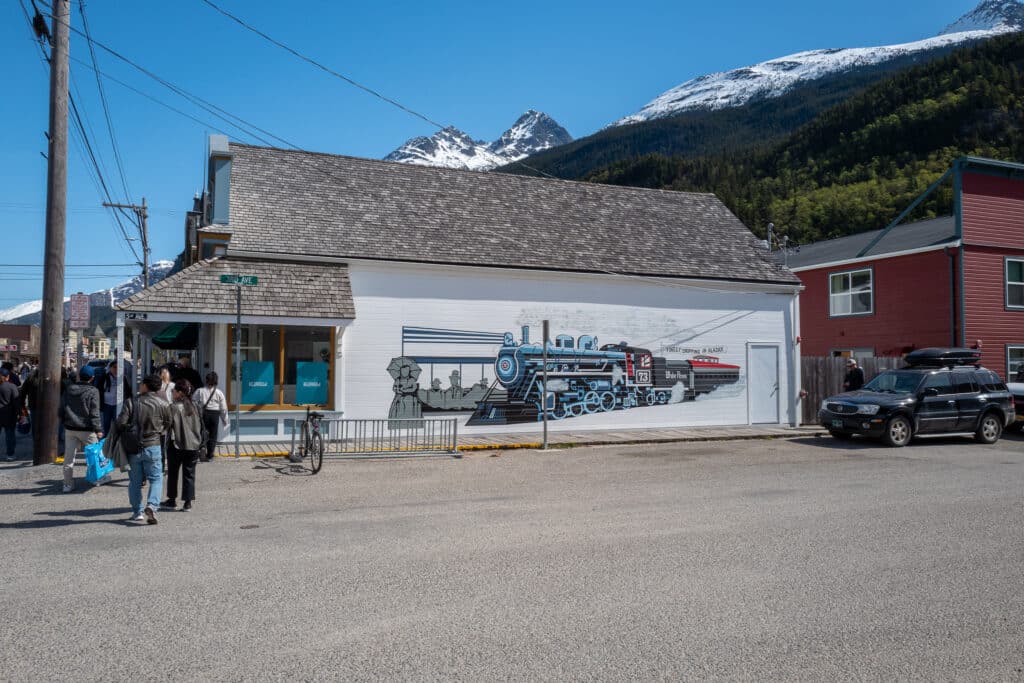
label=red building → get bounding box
[788,157,1024,381]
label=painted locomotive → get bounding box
[467,326,740,425]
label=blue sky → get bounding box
[0,0,983,310]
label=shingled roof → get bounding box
[117,258,354,320]
[786,217,957,271]
[222,143,799,285]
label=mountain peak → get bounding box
[941,0,1024,35]
[385,111,571,171]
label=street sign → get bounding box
[69,293,90,329]
[220,274,258,286]
[125,312,148,320]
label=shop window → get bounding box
[1006,259,1024,308]
[829,268,873,316]
[228,324,334,409]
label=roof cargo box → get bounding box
[904,347,982,367]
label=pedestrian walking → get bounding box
[192,371,228,462]
[96,361,131,436]
[158,366,175,403]
[162,380,203,512]
[20,368,39,446]
[843,358,865,391]
[0,369,21,461]
[174,355,203,396]
[2,362,21,388]
[60,366,102,492]
[116,374,172,524]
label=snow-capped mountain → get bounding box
[613,0,1022,126]
[0,260,176,324]
[385,110,572,171]
[941,0,1024,34]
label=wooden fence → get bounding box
[800,356,904,424]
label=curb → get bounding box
[210,430,827,459]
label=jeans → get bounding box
[129,445,163,515]
[101,403,117,437]
[1,424,15,457]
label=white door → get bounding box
[748,344,780,424]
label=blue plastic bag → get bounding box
[84,438,113,484]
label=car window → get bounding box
[922,373,954,395]
[978,370,1007,392]
[863,370,922,393]
[953,373,977,394]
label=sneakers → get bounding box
[181,501,192,512]
[62,483,74,493]
[144,506,158,525]
[159,499,177,510]
[129,512,145,522]
[5,454,14,461]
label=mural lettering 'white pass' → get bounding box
[749,344,780,424]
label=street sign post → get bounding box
[220,274,258,460]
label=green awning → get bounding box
[152,322,200,350]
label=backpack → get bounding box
[120,397,143,455]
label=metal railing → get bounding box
[290,418,459,458]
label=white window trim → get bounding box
[828,267,874,317]
[1005,258,1024,310]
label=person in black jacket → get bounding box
[843,358,865,392]
[60,366,102,492]
[0,369,21,461]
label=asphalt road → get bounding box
[2,433,1023,681]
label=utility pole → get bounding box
[102,197,149,286]
[35,0,70,466]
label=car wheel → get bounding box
[975,412,1003,444]
[828,429,853,440]
[882,415,912,447]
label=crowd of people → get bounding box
[0,353,230,525]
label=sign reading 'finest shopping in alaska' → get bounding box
[295,361,329,405]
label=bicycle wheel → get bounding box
[308,431,324,473]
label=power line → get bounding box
[198,0,449,130]
[195,0,561,180]
[78,0,132,202]
[5,263,140,268]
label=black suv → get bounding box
[818,348,1014,447]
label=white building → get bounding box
[117,136,803,442]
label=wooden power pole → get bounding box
[35,0,70,466]
[103,197,149,286]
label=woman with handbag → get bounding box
[192,371,229,462]
[161,379,204,512]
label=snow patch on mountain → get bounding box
[385,110,572,171]
[613,28,1013,126]
[941,0,1024,34]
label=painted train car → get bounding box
[467,327,740,425]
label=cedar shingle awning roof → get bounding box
[116,257,355,321]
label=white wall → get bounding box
[341,261,799,433]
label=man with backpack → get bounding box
[117,374,172,524]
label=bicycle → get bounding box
[300,406,325,474]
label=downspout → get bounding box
[954,159,966,348]
[945,246,956,347]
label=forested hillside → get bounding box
[584,33,1024,243]
[500,43,970,180]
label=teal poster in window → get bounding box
[242,361,275,404]
[295,361,328,405]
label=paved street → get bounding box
[2,433,1023,681]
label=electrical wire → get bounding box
[196,0,560,180]
[78,0,132,202]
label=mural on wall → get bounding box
[386,325,741,427]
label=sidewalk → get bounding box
[214,423,826,457]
